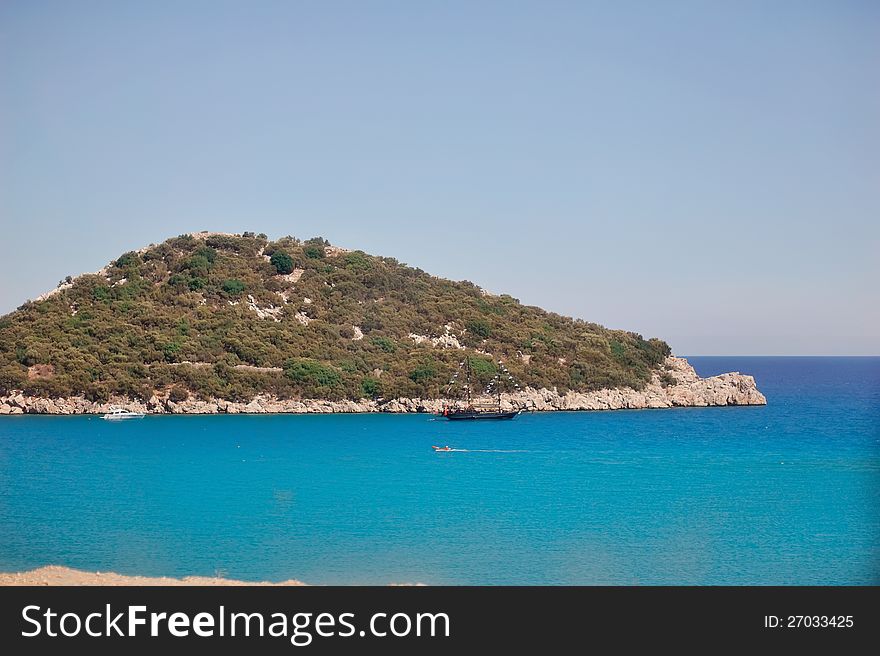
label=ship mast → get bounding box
[465,357,471,406]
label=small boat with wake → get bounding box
[432,445,453,452]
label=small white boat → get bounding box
[101,407,145,420]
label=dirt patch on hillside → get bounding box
[27,364,55,380]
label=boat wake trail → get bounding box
[443,449,529,453]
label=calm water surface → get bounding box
[0,357,877,584]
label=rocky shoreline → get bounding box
[0,357,765,416]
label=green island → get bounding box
[0,232,673,404]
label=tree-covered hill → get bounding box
[0,232,670,402]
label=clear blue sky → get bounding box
[1,1,877,354]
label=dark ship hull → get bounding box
[444,409,520,421]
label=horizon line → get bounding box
[681,354,880,358]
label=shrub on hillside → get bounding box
[360,377,381,398]
[270,251,295,275]
[466,319,491,339]
[221,279,246,296]
[303,245,325,259]
[284,359,342,397]
[169,386,189,402]
[115,252,141,269]
[370,336,396,353]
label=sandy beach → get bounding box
[0,566,306,586]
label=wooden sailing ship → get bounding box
[441,358,521,421]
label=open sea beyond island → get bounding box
[0,357,877,585]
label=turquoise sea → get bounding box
[0,357,877,585]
